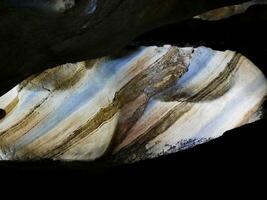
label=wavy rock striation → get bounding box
[0,46,266,163]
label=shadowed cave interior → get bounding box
[0,1,266,178]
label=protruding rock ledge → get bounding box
[196,0,267,20]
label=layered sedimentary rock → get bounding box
[0,46,266,162]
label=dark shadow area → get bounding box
[0,109,6,120]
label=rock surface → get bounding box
[0,0,249,96]
[0,46,266,163]
[197,0,267,20]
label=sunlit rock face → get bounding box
[0,46,266,163]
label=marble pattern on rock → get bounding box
[0,46,266,163]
